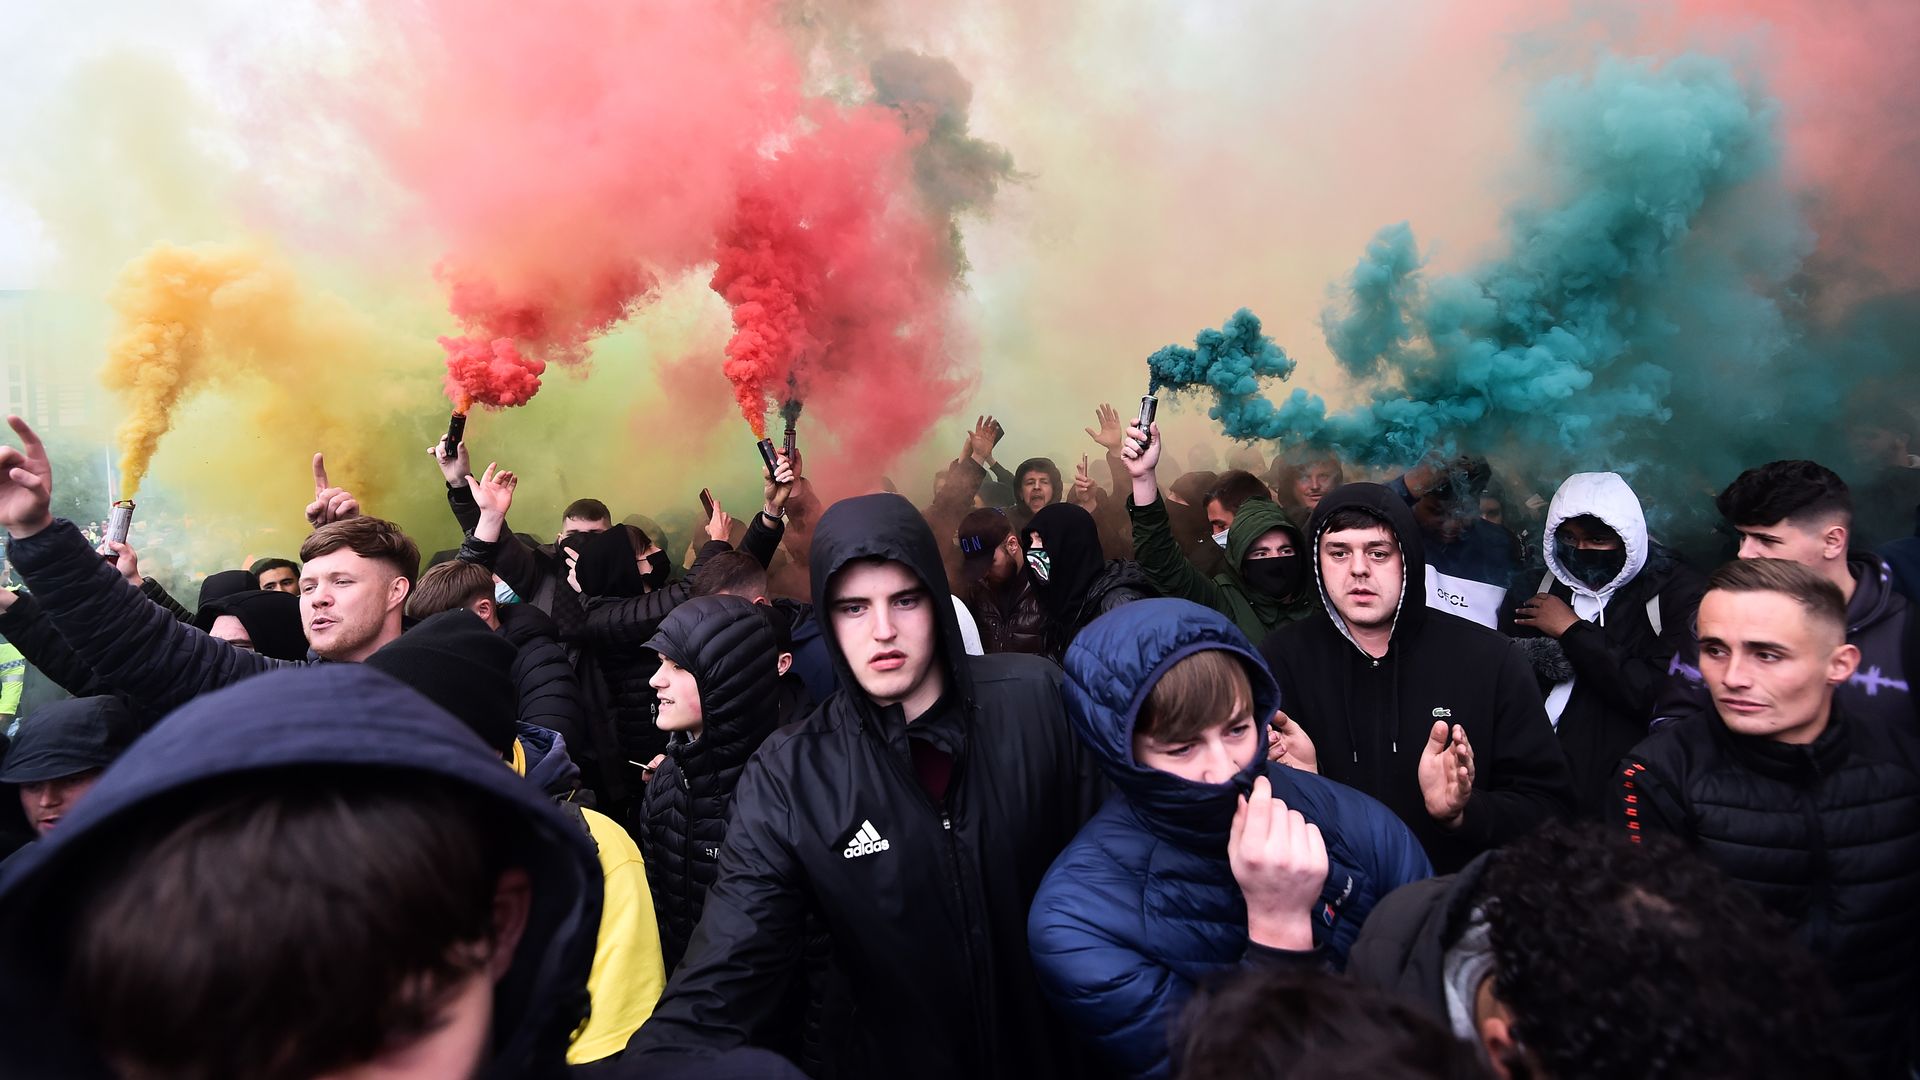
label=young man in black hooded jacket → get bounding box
[1259,484,1571,872]
[628,493,1105,1078]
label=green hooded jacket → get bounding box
[1129,495,1314,642]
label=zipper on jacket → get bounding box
[869,722,996,1069]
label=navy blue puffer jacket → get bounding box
[1029,599,1431,1079]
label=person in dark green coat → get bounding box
[1121,418,1316,641]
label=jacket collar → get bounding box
[1063,599,1282,851]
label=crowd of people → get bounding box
[0,400,1915,1079]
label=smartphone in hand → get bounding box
[699,488,715,521]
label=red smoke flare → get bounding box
[712,193,819,439]
[711,104,966,476]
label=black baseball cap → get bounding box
[956,507,1011,583]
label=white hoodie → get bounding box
[1537,472,1650,724]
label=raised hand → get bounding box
[1267,709,1318,774]
[1085,403,1126,452]
[706,495,735,543]
[470,462,518,517]
[428,436,474,487]
[1229,774,1329,951]
[1120,420,1162,478]
[0,416,54,539]
[969,414,1003,463]
[305,453,362,529]
[1418,721,1474,828]
[764,450,798,518]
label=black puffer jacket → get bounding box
[1618,705,1920,1075]
[5,520,295,718]
[1259,485,1572,872]
[639,596,784,975]
[496,603,589,764]
[574,516,786,801]
[629,493,1104,1079]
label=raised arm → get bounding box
[0,418,285,714]
[1124,420,1225,607]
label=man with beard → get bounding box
[956,507,1048,656]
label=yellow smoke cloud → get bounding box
[100,240,438,516]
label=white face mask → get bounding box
[1212,529,1231,549]
[494,580,520,605]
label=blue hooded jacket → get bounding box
[0,666,604,1080]
[1028,599,1431,1079]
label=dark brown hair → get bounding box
[66,773,520,1079]
[1176,968,1486,1080]
[561,498,612,526]
[1706,558,1847,634]
[299,517,422,586]
[691,550,769,601]
[1137,649,1253,745]
[407,560,495,620]
[1204,470,1272,516]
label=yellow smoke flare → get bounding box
[99,242,438,520]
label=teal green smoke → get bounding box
[1147,53,1792,472]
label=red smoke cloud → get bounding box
[346,0,801,408]
[711,105,964,475]
[339,0,979,479]
[439,334,546,411]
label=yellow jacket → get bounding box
[509,737,666,1062]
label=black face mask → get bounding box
[1560,545,1626,590]
[641,551,673,591]
[1242,554,1305,599]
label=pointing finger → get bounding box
[8,416,45,459]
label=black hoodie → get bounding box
[0,665,602,1079]
[1258,484,1571,872]
[629,493,1103,1078]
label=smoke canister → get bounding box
[443,411,468,459]
[1136,394,1158,449]
[106,500,135,547]
[757,438,780,478]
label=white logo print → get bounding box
[843,820,891,859]
[1432,707,1453,718]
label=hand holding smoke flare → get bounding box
[442,411,467,462]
